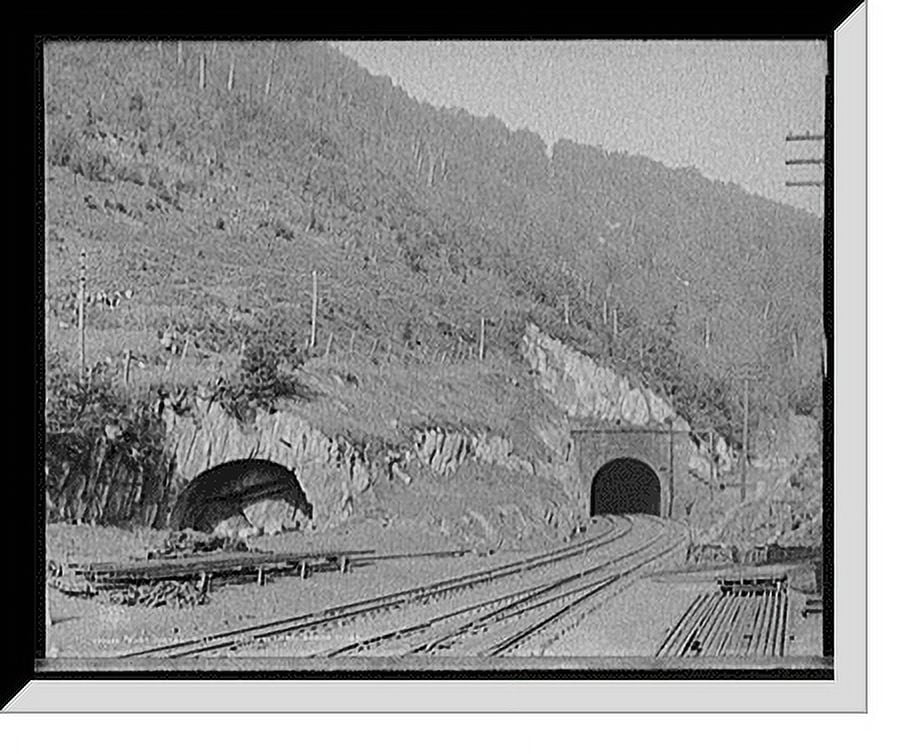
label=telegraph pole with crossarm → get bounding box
[784,131,825,188]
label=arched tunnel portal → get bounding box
[590,457,662,517]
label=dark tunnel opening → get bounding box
[172,458,311,533]
[590,457,662,517]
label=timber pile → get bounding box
[146,530,250,559]
[103,579,208,608]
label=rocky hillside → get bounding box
[42,41,823,555]
[44,41,823,438]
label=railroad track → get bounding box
[656,576,790,658]
[315,515,687,658]
[121,514,642,659]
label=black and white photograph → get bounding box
[10,1,871,715]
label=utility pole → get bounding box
[309,270,318,349]
[740,377,749,504]
[479,317,486,361]
[265,42,277,97]
[78,248,86,384]
[708,429,715,510]
[784,131,825,188]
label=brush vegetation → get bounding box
[44,41,823,445]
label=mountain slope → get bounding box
[43,40,824,438]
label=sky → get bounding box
[332,40,827,216]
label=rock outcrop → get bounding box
[162,398,376,529]
[522,323,687,430]
[521,323,738,478]
[411,424,580,505]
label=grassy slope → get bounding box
[43,41,824,439]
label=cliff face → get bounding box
[160,401,583,538]
[45,384,583,544]
[522,323,687,431]
[45,322,820,557]
[44,322,710,531]
[520,323,737,478]
[161,398,374,530]
[413,424,581,505]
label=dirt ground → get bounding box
[45,519,538,658]
[44,521,823,660]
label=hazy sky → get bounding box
[332,40,827,216]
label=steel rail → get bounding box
[660,580,790,658]
[314,517,671,658]
[408,520,686,658]
[122,515,634,658]
[485,529,688,657]
[655,591,707,656]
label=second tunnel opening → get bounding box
[590,457,662,517]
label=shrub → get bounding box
[44,350,166,462]
[257,217,295,241]
[47,128,78,168]
[211,324,308,421]
[70,143,111,182]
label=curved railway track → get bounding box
[122,514,646,659]
[316,515,687,658]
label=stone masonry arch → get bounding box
[570,423,692,520]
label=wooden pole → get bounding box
[177,41,183,68]
[78,249,86,384]
[612,307,618,339]
[708,429,715,509]
[265,42,277,97]
[670,425,680,520]
[324,332,333,358]
[227,57,235,92]
[479,317,486,361]
[308,270,318,349]
[123,349,132,388]
[199,53,206,90]
[740,378,749,504]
